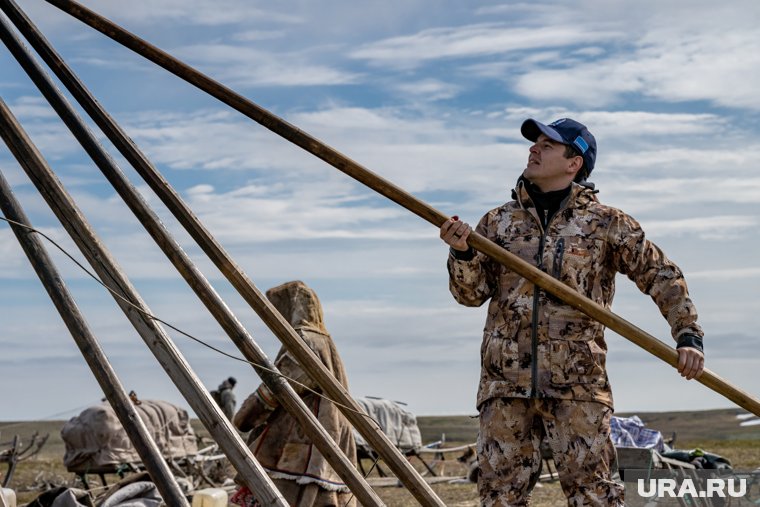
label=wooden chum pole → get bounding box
[0,6,384,505]
[0,164,189,507]
[0,100,288,506]
[33,0,760,420]
[0,2,446,506]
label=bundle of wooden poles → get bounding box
[0,1,758,506]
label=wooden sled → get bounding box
[359,440,477,484]
[68,438,229,491]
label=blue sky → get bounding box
[1,0,759,423]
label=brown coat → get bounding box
[448,180,703,409]
[233,281,356,498]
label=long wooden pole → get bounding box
[0,171,189,507]
[2,4,447,506]
[36,0,760,419]
[0,99,288,506]
[0,7,384,506]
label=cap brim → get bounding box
[521,119,565,144]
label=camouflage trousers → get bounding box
[477,397,624,507]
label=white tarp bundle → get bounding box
[354,397,422,453]
[61,400,198,472]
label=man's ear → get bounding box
[568,155,584,176]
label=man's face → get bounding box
[522,134,581,191]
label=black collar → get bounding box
[519,176,571,227]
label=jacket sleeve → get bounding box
[608,210,703,341]
[447,212,498,307]
[233,389,272,432]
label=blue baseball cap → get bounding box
[521,118,597,178]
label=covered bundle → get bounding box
[61,400,198,472]
[354,397,422,454]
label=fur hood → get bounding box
[266,280,328,335]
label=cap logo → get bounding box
[573,135,589,154]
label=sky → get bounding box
[1,0,759,426]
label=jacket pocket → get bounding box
[552,237,605,295]
[549,339,604,386]
[547,305,604,385]
[481,329,520,384]
[547,303,601,341]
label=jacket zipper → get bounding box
[516,181,572,398]
[530,238,544,397]
[530,208,566,397]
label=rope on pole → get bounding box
[0,94,288,507]
[0,168,189,507]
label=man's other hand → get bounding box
[440,217,471,251]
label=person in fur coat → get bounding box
[231,280,357,507]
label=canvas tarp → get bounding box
[354,397,422,453]
[61,400,198,472]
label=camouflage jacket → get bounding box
[448,180,703,409]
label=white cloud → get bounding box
[515,33,760,110]
[174,44,361,87]
[506,3,760,109]
[690,268,760,281]
[68,56,156,72]
[186,184,418,244]
[351,23,619,68]
[514,66,642,107]
[122,105,516,200]
[393,79,462,101]
[81,0,302,26]
[641,215,758,240]
[1,98,88,162]
[500,108,727,139]
[5,96,59,120]
[0,227,29,277]
[231,30,286,42]
[124,109,323,172]
[474,3,548,16]
[579,111,727,139]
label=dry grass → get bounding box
[371,478,567,507]
[2,409,759,506]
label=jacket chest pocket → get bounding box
[548,237,604,288]
[547,305,605,386]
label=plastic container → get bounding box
[191,488,228,507]
[0,488,16,507]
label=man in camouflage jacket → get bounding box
[440,118,704,506]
